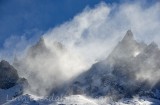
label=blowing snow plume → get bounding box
[13,37,89,96]
[12,3,115,96]
[8,1,160,97]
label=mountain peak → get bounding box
[0,60,10,68]
[53,41,64,50]
[37,36,45,47]
[149,41,158,48]
[145,41,158,52]
[122,30,134,42]
[0,60,19,89]
[27,36,49,57]
[32,36,47,50]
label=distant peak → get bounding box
[122,30,134,42]
[38,36,45,45]
[0,60,9,65]
[33,36,46,49]
[27,36,48,57]
[127,29,133,35]
[54,41,63,47]
[148,41,158,48]
[0,60,11,68]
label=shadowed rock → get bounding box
[0,60,19,89]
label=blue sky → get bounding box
[0,0,118,48]
[0,0,158,48]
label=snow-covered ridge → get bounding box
[1,30,160,104]
[60,30,160,102]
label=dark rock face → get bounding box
[0,60,19,89]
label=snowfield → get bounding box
[3,94,160,105]
[0,84,23,105]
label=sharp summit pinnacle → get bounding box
[122,30,134,42]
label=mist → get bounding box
[0,1,160,96]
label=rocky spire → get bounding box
[122,30,134,42]
[27,36,50,58]
[0,60,10,68]
[148,41,158,48]
[36,36,45,48]
[144,41,158,53]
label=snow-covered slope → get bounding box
[3,94,40,105]
[4,94,160,105]
[55,95,98,105]
[0,83,25,104]
[0,60,28,104]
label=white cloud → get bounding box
[44,1,160,63]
